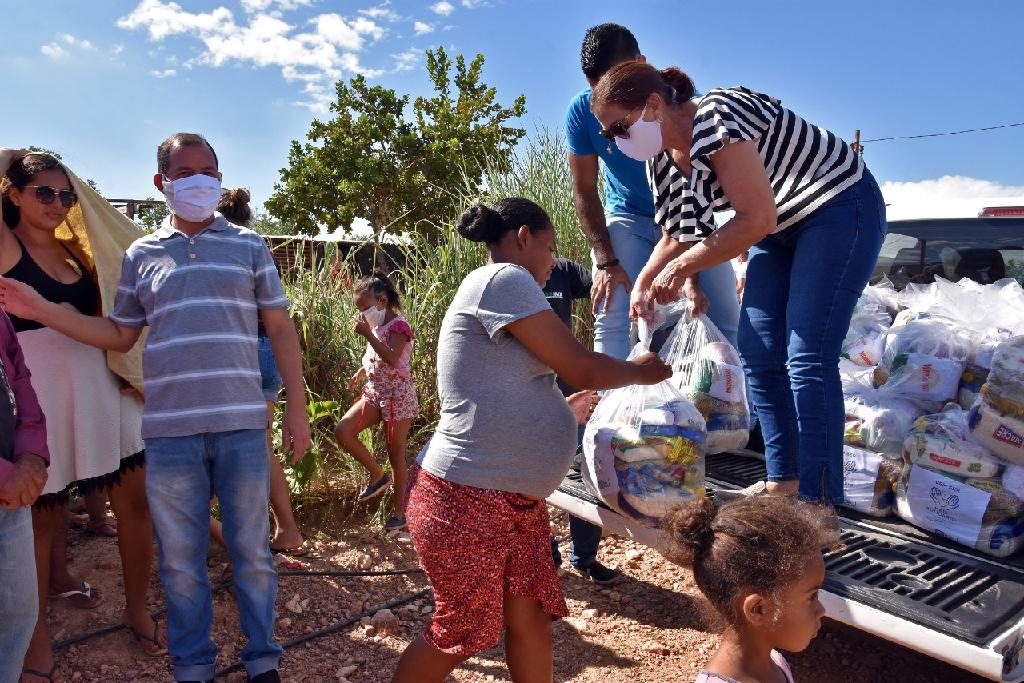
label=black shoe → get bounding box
[574,560,620,585]
[248,670,281,683]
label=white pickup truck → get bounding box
[548,199,1024,681]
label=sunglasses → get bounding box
[25,185,78,209]
[598,104,644,142]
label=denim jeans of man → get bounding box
[593,213,740,360]
[0,506,38,683]
[146,429,282,681]
[736,172,887,504]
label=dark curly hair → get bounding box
[355,270,403,311]
[1,152,70,228]
[662,496,840,624]
[580,23,640,81]
[456,198,551,245]
[218,187,251,226]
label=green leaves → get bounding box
[266,47,526,240]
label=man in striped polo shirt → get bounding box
[0,133,311,683]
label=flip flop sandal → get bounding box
[48,581,102,610]
[21,663,59,682]
[124,620,168,657]
[270,543,308,557]
[86,520,118,538]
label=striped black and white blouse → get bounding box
[649,87,864,243]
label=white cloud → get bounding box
[150,68,178,78]
[880,176,1024,220]
[413,21,434,35]
[430,1,455,16]
[60,33,96,50]
[360,3,400,22]
[118,0,389,112]
[461,0,481,6]
[391,49,420,73]
[112,44,126,55]
[40,43,66,59]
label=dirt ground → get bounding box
[48,511,987,683]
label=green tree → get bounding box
[266,47,526,239]
[136,198,169,232]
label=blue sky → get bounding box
[4,0,1023,218]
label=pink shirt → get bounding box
[362,316,414,378]
[696,650,795,683]
[0,310,49,486]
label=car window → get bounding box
[871,218,1024,289]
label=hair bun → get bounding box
[659,67,696,102]
[457,203,504,243]
[662,497,719,563]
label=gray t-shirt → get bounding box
[418,263,578,498]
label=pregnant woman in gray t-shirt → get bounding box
[393,198,671,683]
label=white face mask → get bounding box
[614,105,664,162]
[162,173,222,223]
[361,305,386,328]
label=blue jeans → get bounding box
[0,506,37,683]
[145,429,282,681]
[593,213,740,360]
[737,172,887,503]
[258,335,283,402]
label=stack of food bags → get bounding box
[873,317,972,405]
[583,307,706,525]
[842,279,898,367]
[897,405,1024,558]
[970,335,1024,468]
[841,360,919,516]
[657,312,750,454]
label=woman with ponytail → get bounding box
[391,197,672,683]
[590,63,888,506]
[662,496,837,681]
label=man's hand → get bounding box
[567,390,601,426]
[0,277,51,322]
[681,276,709,316]
[629,352,673,385]
[591,264,632,316]
[281,404,312,465]
[0,453,47,509]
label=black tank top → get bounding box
[3,233,99,333]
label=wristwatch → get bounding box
[596,259,620,270]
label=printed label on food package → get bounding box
[899,353,963,399]
[847,333,885,366]
[905,466,991,547]
[709,363,745,403]
[842,446,884,513]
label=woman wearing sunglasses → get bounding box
[0,149,163,683]
[589,64,887,507]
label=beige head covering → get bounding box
[54,166,148,391]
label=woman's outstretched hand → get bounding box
[629,351,673,385]
[0,277,49,321]
[649,257,691,305]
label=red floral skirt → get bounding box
[405,466,568,655]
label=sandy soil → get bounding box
[46,511,987,683]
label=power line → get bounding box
[863,121,1024,143]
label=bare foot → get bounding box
[270,528,305,552]
[122,609,167,656]
[765,480,799,497]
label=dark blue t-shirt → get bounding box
[564,89,655,218]
[542,258,592,396]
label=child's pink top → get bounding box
[362,315,414,378]
[695,650,795,683]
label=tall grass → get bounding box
[279,129,596,522]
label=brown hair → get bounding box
[1,152,70,228]
[662,496,839,624]
[355,270,402,311]
[157,132,218,176]
[218,187,251,226]
[592,61,696,111]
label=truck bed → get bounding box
[547,452,1024,681]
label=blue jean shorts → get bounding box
[258,335,283,402]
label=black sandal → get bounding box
[124,620,168,657]
[21,663,59,682]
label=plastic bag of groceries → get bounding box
[896,461,1024,558]
[980,335,1024,420]
[874,318,971,404]
[657,311,750,454]
[842,279,897,367]
[841,360,924,458]
[842,445,902,517]
[583,309,707,524]
[902,406,1004,479]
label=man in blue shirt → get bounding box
[565,23,739,359]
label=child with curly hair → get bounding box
[663,496,840,682]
